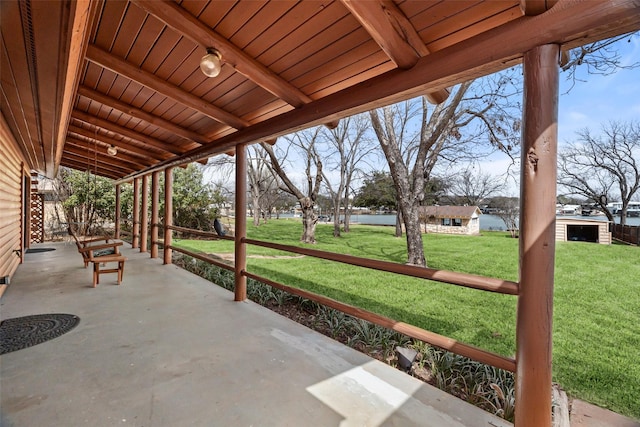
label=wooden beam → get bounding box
[234,143,247,301]
[340,0,450,104]
[150,171,159,258]
[520,0,559,16]
[53,0,97,178]
[115,184,121,239]
[163,167,173,265]
[140,174,149,253]
[132,0,312,109]
[132,177,140,248]
[59,158,120,180]
[516,43,559,427]
[116,0,640,182]
[77,85,206,148]
[72,109,183,155]
[67,124,167,162]
[62,144,134,174]
[85,44,250,130]
[66,137,152,170]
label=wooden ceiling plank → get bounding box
[85,44,249,130]
[62,151,129,175]
[131,0,313,108]
[78,85,206,147]
[63,145,133,174]
[66,136,152,169]
[116,0,640,182]
[340,0,449,104]
[73,108,183,155]
[60,158,122,179]
[67,124,169,162]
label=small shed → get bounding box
[418,206,481,235]
[555,217,611,245]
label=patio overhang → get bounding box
[1,0,639,180]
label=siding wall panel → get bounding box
[1,114,28,286]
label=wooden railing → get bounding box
[164,223,517,372]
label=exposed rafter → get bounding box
[85,45,250,130]
[77,85,206,148]
[520,0,559,15]
[340,0,450,104]
[63,146,133,174]
[67,124,169,162]
[131,0,313,109]
[66,136,152,169]
[60,155,125,179]
[72,109,183,155]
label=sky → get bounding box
[480,34,640,195]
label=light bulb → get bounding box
[107,145,118,156]
[200,49,222,78]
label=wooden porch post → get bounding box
[150,171,159,258]
[163,168,173,265]
[132,177,140,248]
[516,43,559,427]
[140,174,149,252]
[234,143,247,301]
[115,184,121,239]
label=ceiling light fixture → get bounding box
[200,48,222,78]
[107,145,118,156]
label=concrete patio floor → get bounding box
[1,242,512,427]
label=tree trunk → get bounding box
[252,193,261,226]
[332,205,341,237]
[620,207,627,227]
[403,205,426,266]
[395,206,403,237]
[300,198,317,243]
[342,182,351,233]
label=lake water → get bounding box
[283,213,640,230]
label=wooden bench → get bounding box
[90,254,126,287]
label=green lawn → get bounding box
[173,219,640,419]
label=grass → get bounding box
[173,219,640,420]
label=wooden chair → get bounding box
[68,228,126,287]
[68,227,122,268]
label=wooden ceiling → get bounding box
[2,0,640,180]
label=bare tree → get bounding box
[262,128,323,243]
[558,121,640,226]
[320,115,376,236]
[447,167,505,206]
[369,73,520,266]
[561,32,639,92]
[246,145,279,226]
[491,196,520,238]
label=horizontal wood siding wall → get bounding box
[0,117,27,284]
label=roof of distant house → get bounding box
[418,206,481,219]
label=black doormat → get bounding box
[0,314,80,355]
[26,248,56,254]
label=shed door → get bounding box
[567,225,599,243]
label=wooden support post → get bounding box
[132,177,140,248]
[150,171,159,258]
[163,168,173,265]
[234,143,247,301]
[516,43,559,427]
[115,184,121,239]
[140,174,149,252]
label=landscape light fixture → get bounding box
[200,48,222,78]
[107,145,118,156]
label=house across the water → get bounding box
[555,217,611,245]
[418,206,482,235]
